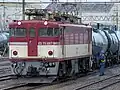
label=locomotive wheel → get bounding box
[58,61,72,78]
[58,62,64,77]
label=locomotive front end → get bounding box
[9,20,62,77]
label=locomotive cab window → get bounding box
[29,28,36,37]
[39,28,60,37]
[9,28,26,37]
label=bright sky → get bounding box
[1,0,112,2]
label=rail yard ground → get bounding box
[32,65,120,90]
[1,59,120,90]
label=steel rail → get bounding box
[98,79,120,90]
[75,74,120,90]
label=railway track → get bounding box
[6,71,98,90]
[0,58,14,78]
[21,65,120,90]
[1,83,28,90]
[0,75,15,82]
[0,75,27,90]
[2,73,119,90]
[4,83,47,90]
[0,72,117,90]
[0,62,119,90]
[98,77,120,90]
[0,72,91,90]
[75,74,120,90]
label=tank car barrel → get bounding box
[92,27,119,56]
[0,32,9,51]
[92,29,108,55]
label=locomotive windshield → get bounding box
[10,28,27,37]
[38,28,60,37]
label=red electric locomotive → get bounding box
[9,9,92,79]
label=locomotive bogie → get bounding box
[11,57,92,76]
[11,61,59,76]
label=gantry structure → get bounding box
[0,0,120,29]
[45,0,120,29]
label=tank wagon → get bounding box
[9,9,120,79]
[92,25,120,69]
[0,32,9,54]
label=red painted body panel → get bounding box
[27,25,37,56]
[28,38,38,56]
[37,37,59,42]
[9,20,61,56]
[9,20,60,43]
[9,37,28,42]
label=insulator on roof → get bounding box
[24,9,82,24]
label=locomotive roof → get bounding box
[59,24,92,28]
[9,20,61,25]
[9,20,92,28]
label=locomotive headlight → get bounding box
[13,51,18,56]
[48,51,53,56]
[44,21,48,25]
[17,21,21,25]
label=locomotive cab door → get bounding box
[28,28,37,56]
[59,26,65,57]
